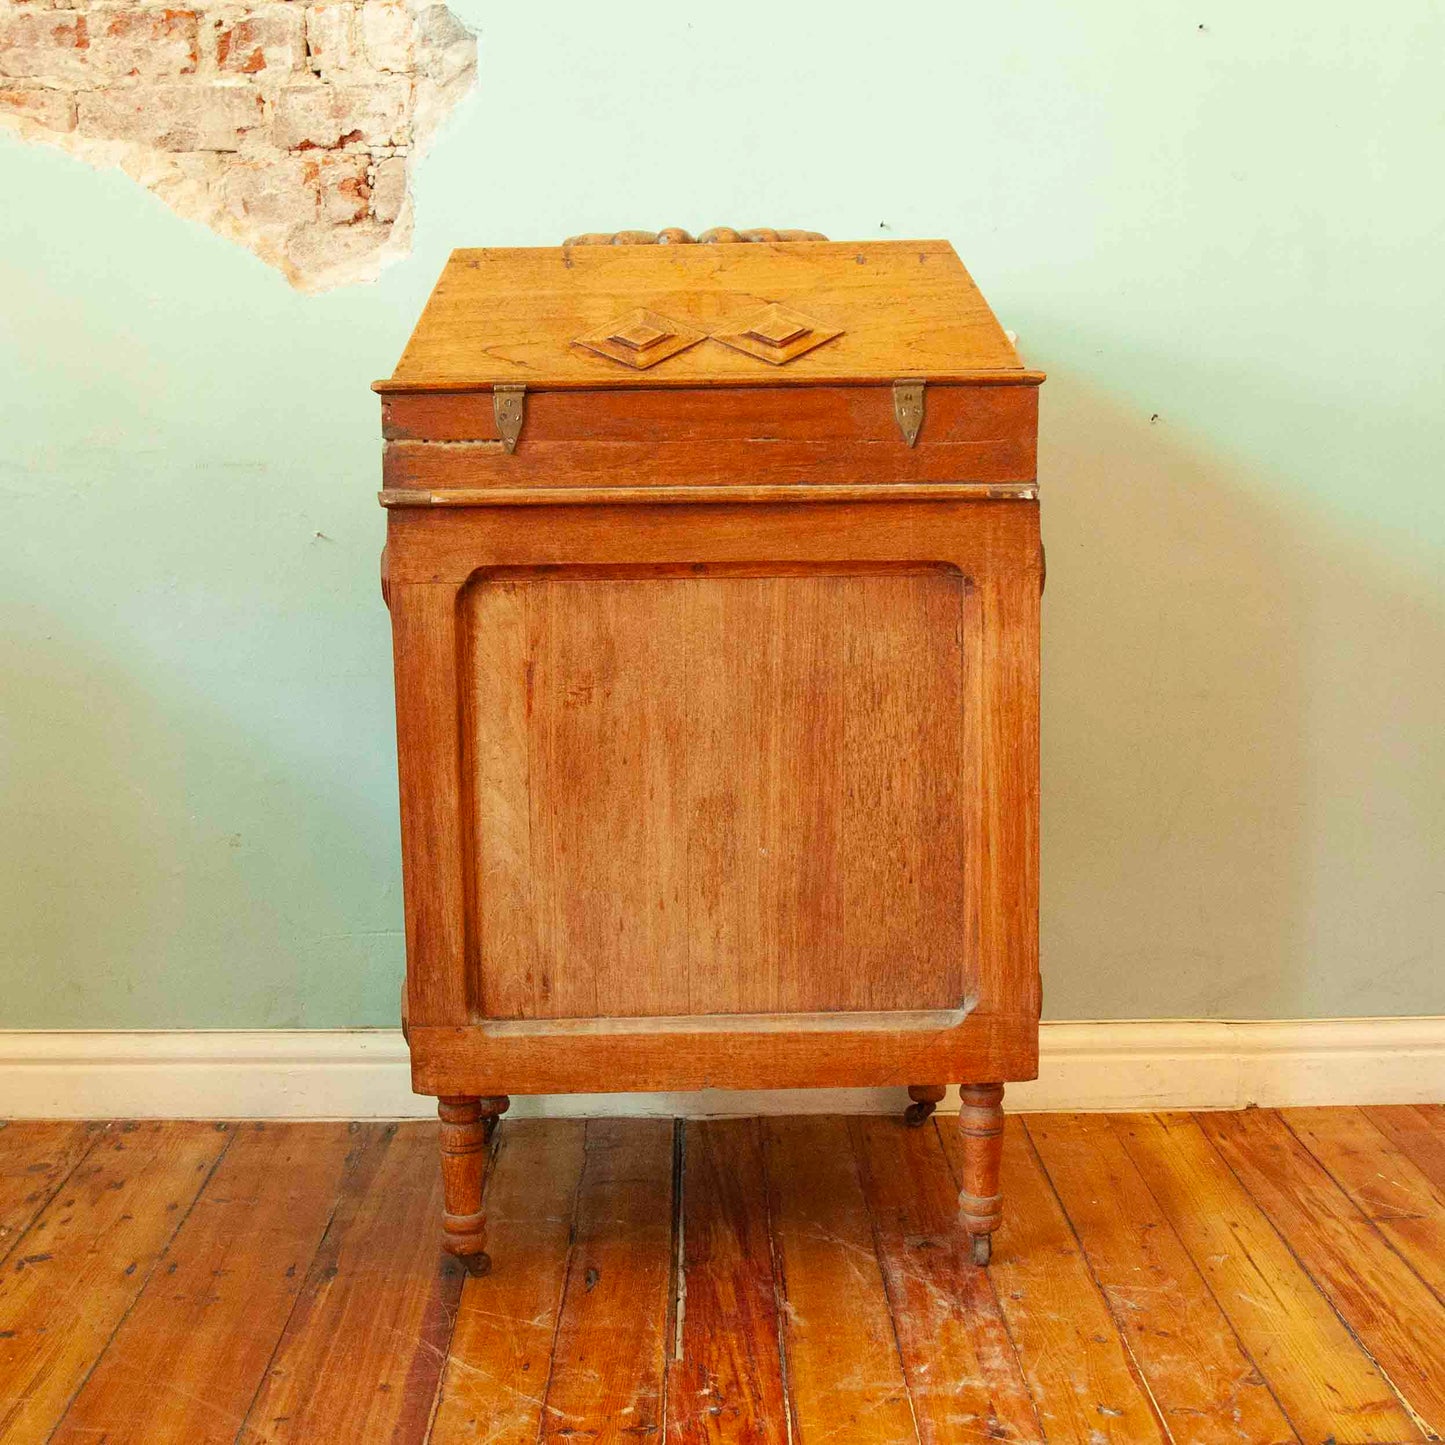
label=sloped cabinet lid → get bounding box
[377,240,1035,393]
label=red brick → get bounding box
[218,154,321,226]
[217,6,303,76]
[303,3,355,75]
[0,84,76,130]
[318,151,371,221]
[86,8,198,79]
[359,0,410,71]
[0,11,91,85]
[370,154,405,223]
[76,82,264,150]
[285,216,393,281]
[271,79,408,148]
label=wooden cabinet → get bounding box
[375,231,1043,1271]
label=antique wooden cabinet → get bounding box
[375,229,1043,1272]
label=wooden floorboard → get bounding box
[1201,1108,1445,1439]
[1025,1112,1300,1444]
[1364,1104,1445,1194]
[943,1117,1168,1444]
[0,1121,105,1270]
[430,1118,588,1445]
[51,1122,363,1445]
[0,1121,231,1442]
[762,1116,918,1445]
[235,1121,464,1443]
[1283,1106,1445,1305]
[851,1115,1039,1444]
[666,1118,790,1444]
[1115,1112,1423,1445]
[1,1106,1443,1445]
[538,1118,676,1445]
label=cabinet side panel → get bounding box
[463,567,968,1020]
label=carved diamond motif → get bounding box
[611,318,673,351]
[574,308,704,369]
[713,303,842,365]
[744,312,809,348]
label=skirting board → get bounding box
[0,1018,1441,1119]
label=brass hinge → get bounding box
[892,378,925,446]
[493,384,526,453]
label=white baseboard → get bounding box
[0,1018,1440,1120]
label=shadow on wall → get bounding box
[1040,358,1445,1020]
[0,601,403,1029]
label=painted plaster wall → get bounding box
[2,1,1442,1027]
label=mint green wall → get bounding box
[2,2,1441,1027]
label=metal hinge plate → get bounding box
[892,379,925,446]
[494,384,526,452]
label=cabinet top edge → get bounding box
[373,371,1047,396]
[381,240,1038,390]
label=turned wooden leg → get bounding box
[438,1095,509,1275]
[957,1083,1005,1265]
[904,1084,947,1127]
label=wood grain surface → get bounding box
[762,1116,917,1444]
[1282,1106,1445,1304]
[379,241,1031,391]
[0,1122,231,1442]
[22,1108,1444,1444]
[381,385,1037,490]
[238,1122,463,1443]
[0,1120,103,1268]
[665,1119,789,1443]
[850,1116,1039,1443]
[538,1120,676,1444]
[1366,1103,1445,1192]
[947,1118,1169,1443]
[1114,1111,1421,1445]
[430,1119,588,1445]
[467,567,967,1020]
[1026,1113,1299,1445]
[51,1123,362,1445]
[387,493,1041,1100]
[1201,1107,1445,1437]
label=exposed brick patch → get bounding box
[0,0,476,290]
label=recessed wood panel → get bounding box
[463,564,970,1020]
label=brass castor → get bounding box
[459,1251,492,1278]
[905,1084,946,1127]
[971,1234,992,1267]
